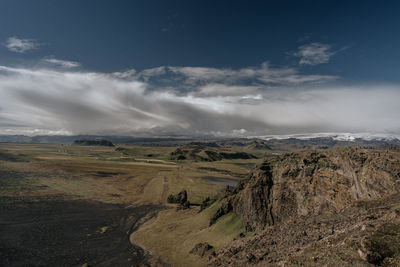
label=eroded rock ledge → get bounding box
[208,148,400,266]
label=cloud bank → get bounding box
[0,63,399,137]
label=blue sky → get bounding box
[0,0,399,137]
[1,0,399,81]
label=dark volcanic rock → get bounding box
[209,200,232,226]
[199,197,215,212]
[190,242,214,257]
[167,190,188,205]
[176,200,191,210]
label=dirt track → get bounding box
[0,195,162,267]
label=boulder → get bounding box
[167,190,187,204]
[190,242,214,257]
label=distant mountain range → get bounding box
[0,135,192,144]
[255,132,400,141]
[0,134,399,150]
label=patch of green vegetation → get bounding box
[0,142,275,266]
[211,212,245,239]
[0,151,28,162]
[203,200,222,217]
[0,166,43,195]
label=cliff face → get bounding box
[208,149,400,266]
[221,148,400,231]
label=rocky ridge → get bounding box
[208,148,400,266]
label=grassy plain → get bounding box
[0,141,269,266]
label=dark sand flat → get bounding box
[0,195,161,267]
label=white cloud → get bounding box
[136,62,337,89]
[232,129,247,136]
[0,64,399,137]
[43,58,80,68]
[294,42,342,65]
[4,36,40,53]
[196,84,260,97]
[111,69,137,79]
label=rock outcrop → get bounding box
[167,190,191,210]
[190,242,214,257]
[208,148,400,266]
[213,148,400,231]
[167,190,187,205]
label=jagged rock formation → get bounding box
[208,148,400,266]
[212,148,400,231]
[167,190,188,205]
[167,190,191,210]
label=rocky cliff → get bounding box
[208,148,400,266]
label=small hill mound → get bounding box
[170,146,256,161]
[246,139,272,150]
[188,141,220,147]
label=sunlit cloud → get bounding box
[0,63,399,137]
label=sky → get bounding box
[0,0,399,137]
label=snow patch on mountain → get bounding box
[254,133,400,141]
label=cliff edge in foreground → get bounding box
[208,148,400,266]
